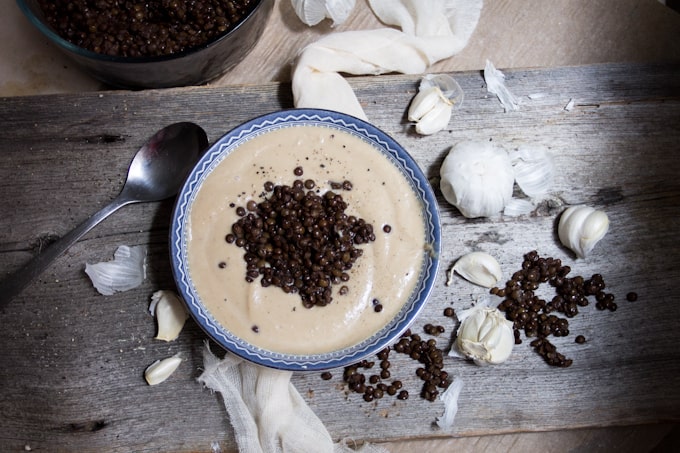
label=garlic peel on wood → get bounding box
[484,59,520,112]
[149,290,189,342]
[440,141,515,218]
[452,252,503,288]
[144,354,182,385]
[558,205,610,259]
[451,299,514,365]
[511,145,555,198]
[84,245,147,296]
[291,0,356,27]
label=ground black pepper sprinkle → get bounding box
[38,0,255,58]
[495,250,622,367]
[228,167,376,309]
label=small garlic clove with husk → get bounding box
[144,354,182,386]
[149,290,189,342]
[452,252,503,288]
[558,205,610,259]
[452,301,514,365]
[408,74,463,136]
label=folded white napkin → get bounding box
[292,0,483,120]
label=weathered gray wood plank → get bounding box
[0,63,679,452]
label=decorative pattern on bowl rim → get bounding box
[170,108,441,371]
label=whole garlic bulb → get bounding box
[440,141,515,218]
[453,302,514,365]
[558,205,609,259]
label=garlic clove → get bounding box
[408,86,453,135]
[324,0,355,26]
[452,252,503,288]
[439,141,515,218]
[144,354,182,385]
[408,86,442,122]
[558,205,610,259]
[292,0,327,26]
[503,197,535,217]
[414,99,452,135]
[511,145,555,198]
[452,300,514,366]
[291,0,355,27]
[408,74,462,136]
[84,245,147,296]
[149,290,189,342]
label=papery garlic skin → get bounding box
[440,141,515,218]
[558,205,610,259]
[454,303,514,365]
[452,252,502,288]
[149,290,189,342]
[144,354,182,385]
[511,145,555,198]
[84,245,147,296]
[291,0,355,27]
[484,59,520,112]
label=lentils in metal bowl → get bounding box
[37,0,256,58]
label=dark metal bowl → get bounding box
[16,0,274,89]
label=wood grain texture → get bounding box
[0,62,679,452]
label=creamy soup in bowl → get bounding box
[170,109,440,370]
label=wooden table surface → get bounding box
[2,1,680,452]
[1,62,679,452]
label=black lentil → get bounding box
[38,0,256,58]
[321,372,332,380]
[626,292,638,302]
[329,325,452,404]
[228,167,376,308]
[494,250,623,367]
[383,224,392,233]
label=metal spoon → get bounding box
[0,122,208,306]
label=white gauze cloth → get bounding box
[292,0,483,120]
[198,344,390,453]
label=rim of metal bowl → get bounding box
[170,108,442,371]
[16,0,264,63]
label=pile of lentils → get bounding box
[494,250,637,367]
[37,0,255,57]
[321,313,455,403]
[226,167,377,309]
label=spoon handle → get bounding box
[0,196,130,307]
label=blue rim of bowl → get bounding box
[170,108,441,371]
[16,0,263,63]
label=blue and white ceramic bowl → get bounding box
[170,109,441,371]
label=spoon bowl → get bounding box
[0,122,209,306]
